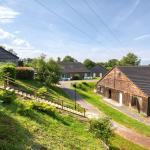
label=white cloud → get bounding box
[0,6,19,23]
[13,38,30,47]
[0,28,15,39]
[134,34,150,41]
[0,28,41,58]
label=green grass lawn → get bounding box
[0,90,146,150]
[11,79,83,112]
[73,82,150,138]
[0,96,104,150]
[110,134,146,150]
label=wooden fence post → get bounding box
[84,108,86,117]
[62,100,63,109]
[4,78,6,89]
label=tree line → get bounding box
[55,52,141,70]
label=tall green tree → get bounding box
[62,55,77,62]
[96,62,106,68]
[45,59,61,85]
[105,59,119,70]
[119,53,140,66]
[83,59,96,69]
[31,56,61,85]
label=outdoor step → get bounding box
[1,87,85,117]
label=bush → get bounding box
[17,101,34,116]
[82,82,89,86]
[0,90,16,104]
[0,64,16,79]
[32,102,58,117]
[16,67,34,80]
[36,87,47,98]
[72,74,80,80]
[89,117,113,144]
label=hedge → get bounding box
[16,67,34,80]
[0,64,16,79]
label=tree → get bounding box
[105,59,119,70]
[96,62,106,68]
[62,55,77,63]
[57,57,61,63]
[30,56,61,85]
[31,56,47,82]
[45,59,61,85]
[8,49,17,56]
[83,59,96,69]
[120,53,141,66]
[23,58,33,67]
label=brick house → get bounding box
[0,47,19,64]
[59,62,91,80]
[97,66,150,116]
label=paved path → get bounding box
[103,97,150,126]
[60,81,101,118]
[60,81,150,150]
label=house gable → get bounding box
[0,47,19,61]
[97,67,148,98]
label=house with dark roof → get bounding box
[97,66,150,116]
[0,47,19,64]
[59,62,91,80]
[90,65,107,78]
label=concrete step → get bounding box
[1,86,85,117]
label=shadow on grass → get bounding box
[0,111,46,150]
[109,146,120,150]
[62,87,92,101]
[2,101,70,126]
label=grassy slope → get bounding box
[15,79,83,111]
[74,82,150,137]
[0,96,104,150]
[72,82,148,150]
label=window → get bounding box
[84,73,88,77]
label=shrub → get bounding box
[32,102,58,118]
[82,82,89,86]
[89,117,113,145]
[16,67,34,80]
[17,101,34,116]
[72,74,80,80]
[0,64,16,79]
[0,90,16,104]
[36,87,47,98]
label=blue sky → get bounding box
[0,0,150,64]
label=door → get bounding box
[148,98,150,116]
[108,89,112,98]
[119,92,123,106]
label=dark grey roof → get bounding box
[60,62,90,73]
[0,47,19,60]
[118,66,150,96]
[90,65,107,74]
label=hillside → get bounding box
[0,92,103,149]
[0,78,147,150]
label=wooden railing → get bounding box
[0,75,86,116]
